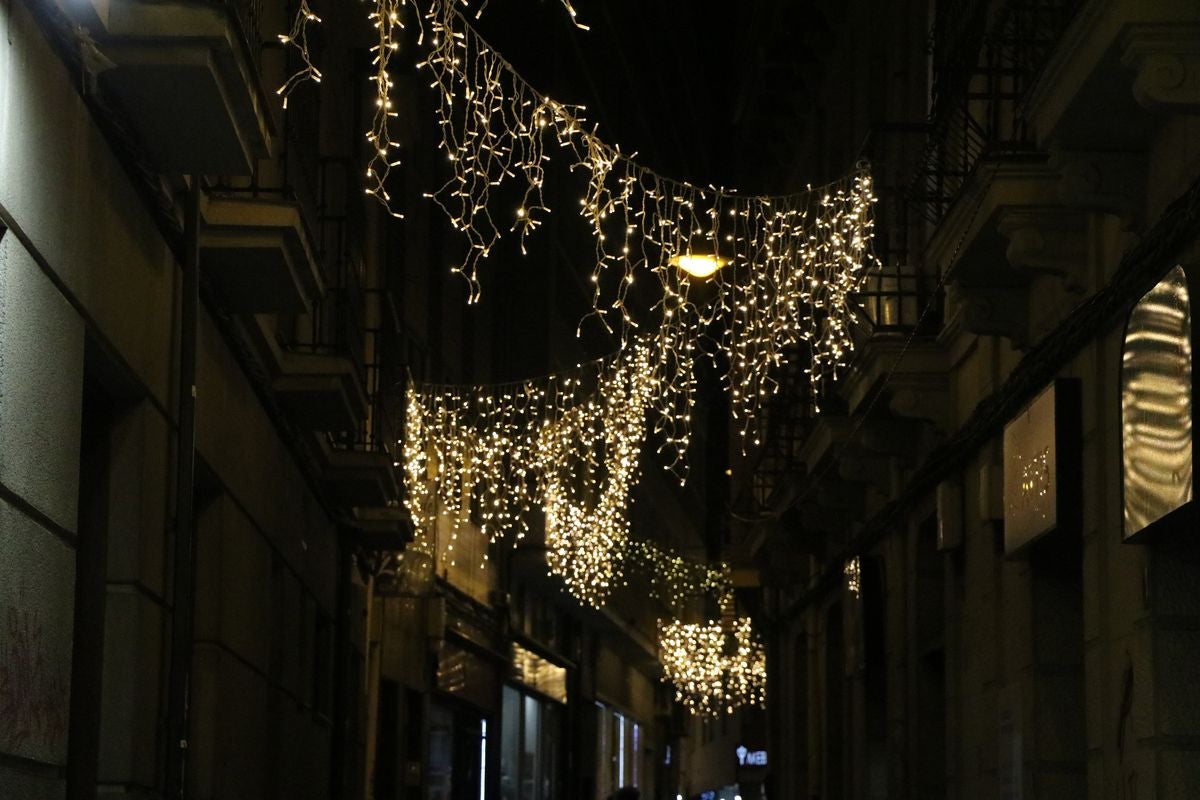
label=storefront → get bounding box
[427,700,489,800]
[427,623,504,800]
[594,701,648,798]
[500,643,569,800]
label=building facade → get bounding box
[6,0,1200,799]
[748,0,1200,798]
[0,0,709,798]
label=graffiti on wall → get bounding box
[0,601,68,754]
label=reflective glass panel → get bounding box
[1123,266,1193,536]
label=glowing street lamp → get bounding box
[670,251,728,279]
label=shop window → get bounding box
[501,685,564,800]
[426,703,486,800]
[594,703,643,798]
[1122,265,1194,537]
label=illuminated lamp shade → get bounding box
[669,252,728,279]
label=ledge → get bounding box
[70,0,274,174]
[201,195,323,314]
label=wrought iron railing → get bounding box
[282,252,368,388]
[858,266,944,335]
[327,308,403,462]
[220,0,265,69]
[854,123,943,336]
[909,0,1082,224]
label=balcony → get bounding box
[1024,0,1200,152]
[316,387,401,510]
[269,263,370,433]
[72,0,273,175]
[347,507,413,552]
[315,291,405,511]
[315,435,398,509]
[200,193,323,314]
[911,0,1083,227]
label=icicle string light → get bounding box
[627,540,732,611]
[468,0,589,28]
[277,0,323,108]
[278,0,877,461]
[364,0,409,217]
[658,617,767,717]
[403,338,740,608]
[418,0,879,454]
[404,340,658,606]
[536,341,657,605]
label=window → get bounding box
[1122,266,1194,537]
[435,510,497,603]
[594,703,643,797]
[501,685,563,800]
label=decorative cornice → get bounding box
[1124,26,1200,114]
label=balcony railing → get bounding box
[910,0,1083,224]
[282,253,368,390]
[327,309,403,465]
[221,0,265,69]
[857,267,944,335]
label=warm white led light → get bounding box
[280,0,880,476]
[658,617,767,717]
[403,339,737,609]
[417,0,879,450]
[404,341,658,607]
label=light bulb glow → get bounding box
[403,339,736,609]
[280,0,880,472]
[670,253,727,279]
[658,617,766,717]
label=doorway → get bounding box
[428,701,488,800]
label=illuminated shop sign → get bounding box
[736,744,767,766]
[1002,380,1081,554]
[700,792,717,800]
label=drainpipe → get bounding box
[330,529,353,799]
[165,179,201,800]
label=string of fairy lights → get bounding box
[276,0,874,717]
[403,344,761,714]
[658,618,767,717]
[276,0,322,106]
[404,339,732,611]
[419,0,877,449]
[364,0,408,216]
[282,0,878,467]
